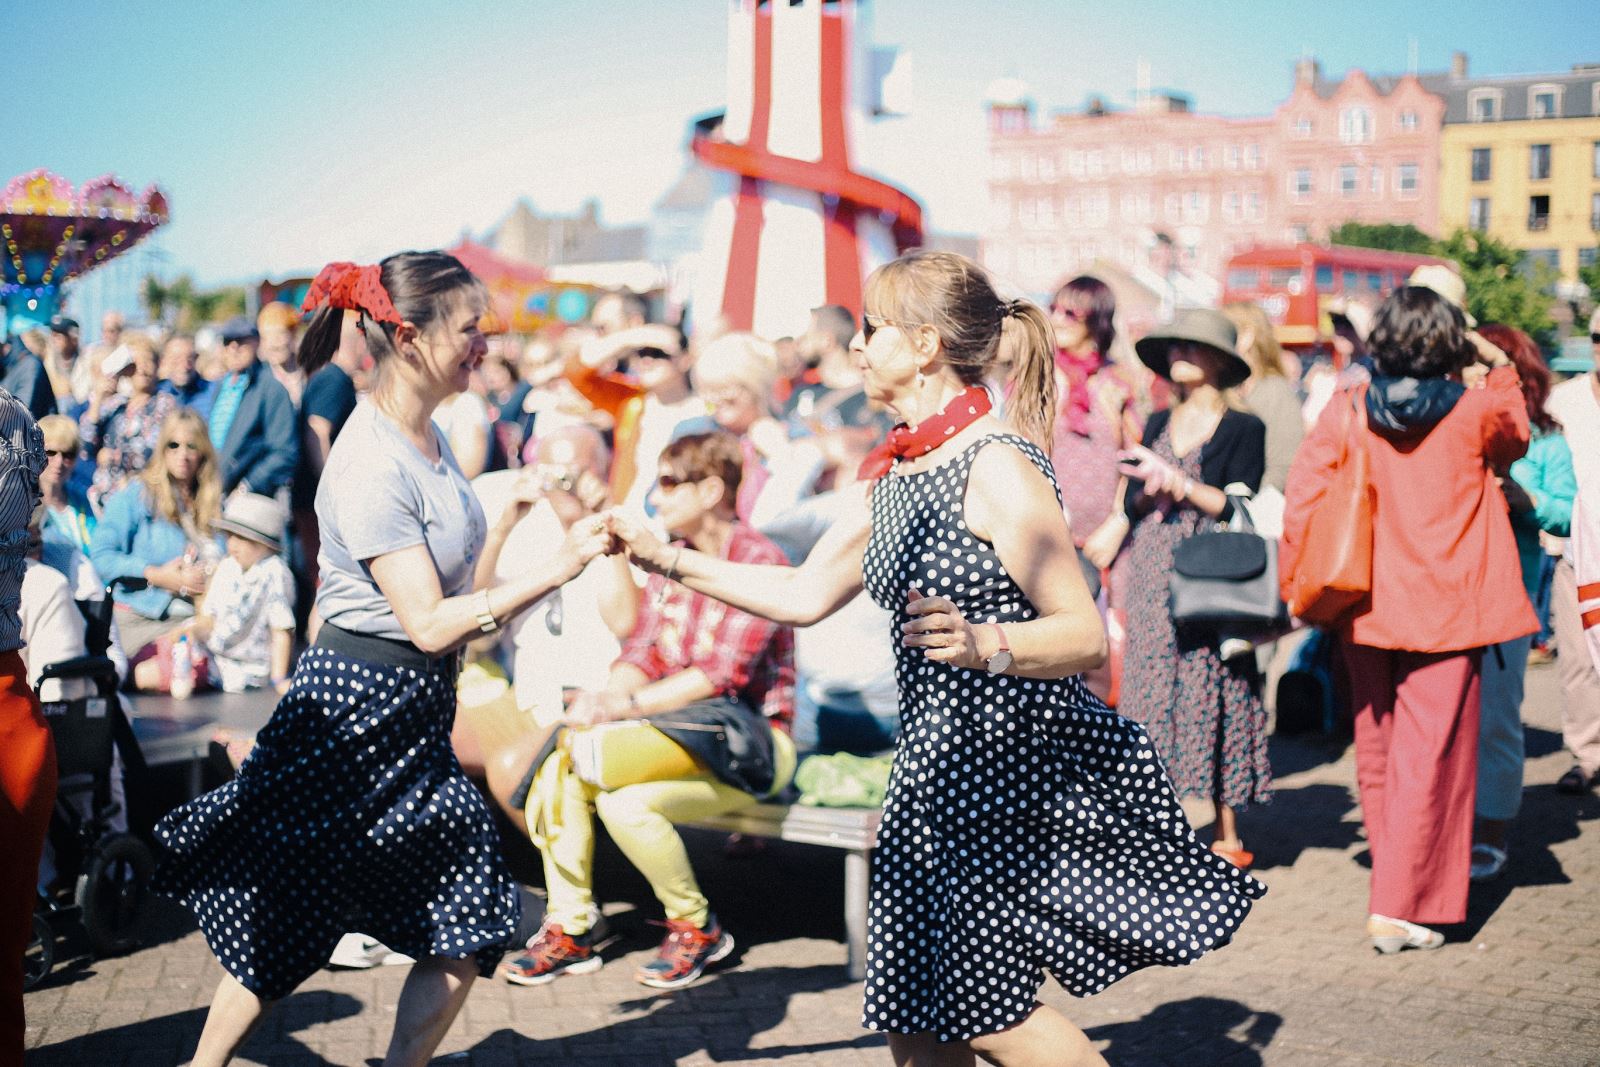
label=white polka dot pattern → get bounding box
[858,434,1266,1043]
[152,648,522,999]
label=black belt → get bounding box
[315,622,461,678]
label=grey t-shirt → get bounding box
[315,401,487,640]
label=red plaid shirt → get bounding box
[616,524,795,727]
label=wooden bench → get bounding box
[685,802,881,980]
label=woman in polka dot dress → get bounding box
[154,253,614,1067]
[608,251,1265,1066]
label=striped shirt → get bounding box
[0,387,46,651]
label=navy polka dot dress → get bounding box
[154,648,521,999]
[859,435,1266,1043]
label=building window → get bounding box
[1469,197,1491,230]
[1593,141,1600,179]
[1292,168,1313,199]
[1190,146,1206,170]
[1471,147,1492,182]
[1339,106,1373,144]
[1469,90,1500,122]
[1370,166,1383,194]
[1339,164,1359,197]
[1164,193,1182,223]
[1592,191,1600,232]
[1289,225,1310,244]
[1225,144,1241,170]
[1397,109,1419,131]
[1530,144,1552,181]
[1582,247,1599,269]
[1086,150,1106,177]
[1246,143,1264,170]
[1183,191,1209,222]
[1397,163,1419,197]
[1246,191,1264,220]
[1292,117,1312,138]
[1528,195,1551,231]
[1223,192,1240,221]
[1529,84,1562,119]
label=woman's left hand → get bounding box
[901,588,983,669]
[563,689,630,728]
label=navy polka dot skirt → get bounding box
[154,647,522,999]
[860,435,1267,1042]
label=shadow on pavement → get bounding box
[460,964,879,1064]
[29,990,363,1066]
[1244,781,1363,872]
[1456,782,1598,940]
[1083,996,1282,1066]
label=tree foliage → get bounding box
[141,274,246,332]
[1327,222,1436,256]
[1331,224,1557,347]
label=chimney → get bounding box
[1294,57,1321,88]
[1451,52,1468,79]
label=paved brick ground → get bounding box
[24,665,1600,1065]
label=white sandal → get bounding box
[1368,914,1445,954]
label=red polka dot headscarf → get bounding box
[300,262,402,325]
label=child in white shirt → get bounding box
[191,493,295,693]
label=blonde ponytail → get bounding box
[997,301,1057,448]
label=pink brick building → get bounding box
[982,59,1450,300]
[1273,59,1448,242]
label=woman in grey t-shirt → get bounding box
[157,253,614,1067]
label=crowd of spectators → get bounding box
[10,263,1599,969]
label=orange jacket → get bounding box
[1282,365,1536,652]
[563,357,646,504]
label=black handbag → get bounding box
[1169,499,1288,631]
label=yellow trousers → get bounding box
[537,770,754,935]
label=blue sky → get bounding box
[7,0,1599,294]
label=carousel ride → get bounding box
[1,169,169,336]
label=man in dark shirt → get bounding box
[1,335,57,422]
[291,311,363,630]
[209,316,298,498]
[157,334,216,418]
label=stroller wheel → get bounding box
[24,912,54,990]
[76,833,154,957]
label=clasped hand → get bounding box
[900,586,987,670]
[1117,444,1186,506]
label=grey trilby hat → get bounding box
[212,493,284,552]
[1135,309,1253,390]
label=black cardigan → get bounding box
[1125,407,1266,523]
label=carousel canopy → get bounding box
[2,169,169,333]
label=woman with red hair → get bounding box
[1469,323,1575,881]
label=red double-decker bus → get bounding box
[1222,243,1448,352]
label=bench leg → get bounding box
[845,848,870,982]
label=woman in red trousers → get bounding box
[0,386,48,1067]
[1283,285,1534,954]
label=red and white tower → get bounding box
[692,0,923,340]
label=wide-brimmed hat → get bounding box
[1135,309,1252,389]
[1407,264,1476,327]
[212,493,284,552]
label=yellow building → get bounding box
[1438,65,1600,281]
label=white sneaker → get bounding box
[328,933,415,969]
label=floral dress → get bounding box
[81,391,178,509]
[1117,424,1271,810]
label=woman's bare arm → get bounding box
[606,483,871,627]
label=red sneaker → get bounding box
[634,915,734,989]
[502,919,605,986]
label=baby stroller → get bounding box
[24,578,155,990]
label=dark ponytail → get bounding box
[298,250,483,378]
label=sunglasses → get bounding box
[1051,304,1086,322]
[1591,332,1600,344]
[656,473,703,490]
[632,346,676,361]
[166,440,201,452]
[44,448,74,460]
[861,313,930,342]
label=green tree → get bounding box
[1580,251,1600,305]
[140,273,246,331]
[1432,229,1556,348]
[1327,222,1436,255]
